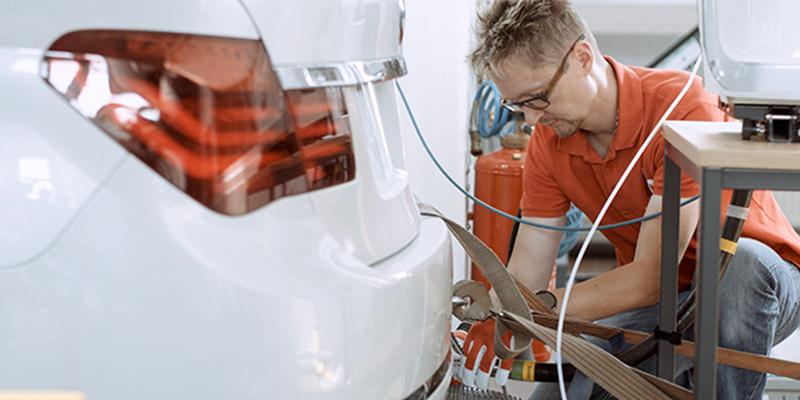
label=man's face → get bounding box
[491,53,592,138]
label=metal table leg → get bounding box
[657,155,681,380]
[694,168,722,400]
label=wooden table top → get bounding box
[662,121,800,170]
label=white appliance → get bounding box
[700,0,800,142]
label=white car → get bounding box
[0,1,453,399]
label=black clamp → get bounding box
[653,325,682,346]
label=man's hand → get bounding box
[457,319,514,388]
[456,319,553,387]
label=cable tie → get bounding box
[653,326,682,346]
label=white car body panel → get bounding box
[241,0,403,66]
[0,48,127,268]
[0,0,452,399]
[0,157,451,399]
[309,82,419,265]
[0,0,258,49]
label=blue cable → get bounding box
[396,80,700,233]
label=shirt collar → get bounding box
[553,56,644,163]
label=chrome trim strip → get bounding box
[275,57,407,90]
[403,349,451,400]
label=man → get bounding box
[460,0,800,398]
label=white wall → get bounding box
[574,0,696,35]
[397,0,476,282]
[574,0,697,66]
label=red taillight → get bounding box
[42,30,355,215]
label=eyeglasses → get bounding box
[501,34,585,113]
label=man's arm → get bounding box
[551,195,700,321]
[507,216,565,292]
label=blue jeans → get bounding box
[530,238,800,399]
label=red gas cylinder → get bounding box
[471,133,527,286]
[471,131,552,362]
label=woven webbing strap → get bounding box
[502,311,680,400]
[419,203,532,359]
[420,203,688,399]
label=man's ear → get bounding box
[575,42,594,75]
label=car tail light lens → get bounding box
[41,30,355,215]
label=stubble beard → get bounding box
[546,118,583,138]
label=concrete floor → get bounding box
[773,329,800,367]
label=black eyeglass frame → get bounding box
[500,34,586,113]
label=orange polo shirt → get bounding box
[521,56,800,290]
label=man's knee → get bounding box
[718,239,784,346]
[721,238,779,293]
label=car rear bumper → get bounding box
[0,162,453,399]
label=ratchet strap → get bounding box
[419,203,689,399]
[501,311,684,400]
[419,203,533,360]
[421,202,800,399]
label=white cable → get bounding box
[555,54,704,399]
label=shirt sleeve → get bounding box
[520,129,570,217]
[649,100,729,197]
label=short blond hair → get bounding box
[469,0,589,78]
